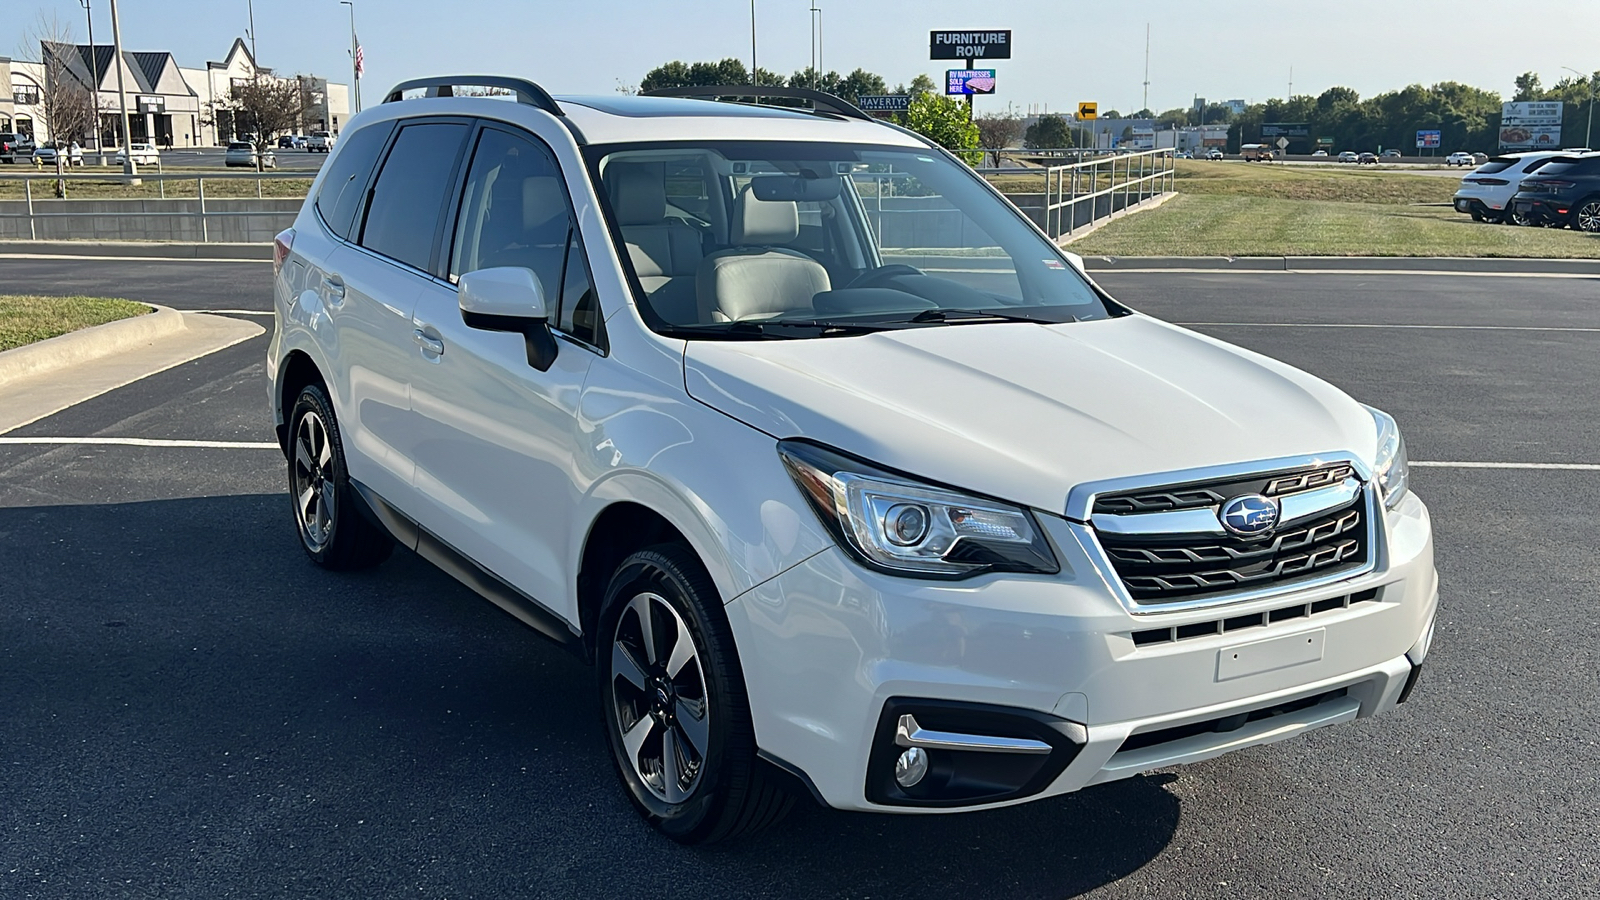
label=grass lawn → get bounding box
[1070,194,1600,258]
[1169,159,1457,205]
[0,295,151,352]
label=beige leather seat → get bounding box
[607,163,703,324]
[696,187,830,322]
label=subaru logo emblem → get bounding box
[1219,494,1280,538]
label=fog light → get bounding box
[894,747,929,787]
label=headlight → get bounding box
[1365,405,1410,510]
[777,440,1059,578]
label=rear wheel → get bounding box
[598,545,793,843]
[286,384,393,570]
[1573,197,1600,232]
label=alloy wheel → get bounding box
[609,591,711,804]
[1576,201,1600,233]
[292,410,337,551]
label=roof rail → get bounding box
[642,85,873,122]
[382,76,565,118]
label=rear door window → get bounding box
[359,122,471,271]
[314,121,394,240]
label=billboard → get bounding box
[1416,130,1441,149]
[1260,122,1310,139]
[930,31,1012,60]
[946,70,996,95]
[1500,101,1563,150]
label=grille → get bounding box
[1092,464,1370,604]
[1130,587,1381,647]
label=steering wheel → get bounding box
[844,264,923,290]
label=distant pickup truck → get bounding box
[1240,143,1275,162]
[0,132,37,163]
[307,131,336,153]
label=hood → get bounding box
[684,315,1379,515]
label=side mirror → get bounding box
[458,267,558,371]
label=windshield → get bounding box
[589,140,1114,338]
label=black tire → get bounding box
[1572,197,1600,232]
[286,384,393,570]
[598,545,793,844]
[1469,208,1485,222]
[1508,205,1534,227]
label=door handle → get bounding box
[413,329,445,357]
[323,274,345,301]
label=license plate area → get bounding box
[1216,628,1325,681]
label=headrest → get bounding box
[522,176,567,232]
[731,186,798,245]
[608,163,667,226]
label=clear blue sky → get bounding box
[9,0,1600,114]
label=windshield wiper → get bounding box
[905,308,1070,325]
[656,319,912,341]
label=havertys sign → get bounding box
[930,31,1012,60]
[857,94,911,113]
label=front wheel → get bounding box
[286,384,393,570]
[598,546,793,843]
[1573,198,1600,232]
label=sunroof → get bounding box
[555,95,822,119]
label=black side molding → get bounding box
[349,480,583,654]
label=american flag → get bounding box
[354,39,364,78]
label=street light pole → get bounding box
[749,0,757,85]
[107,0,135,176]
[1561,66,1594,150]
[77,0,102,157]
[341,1,360,112]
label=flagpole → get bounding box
[340,0,360,113]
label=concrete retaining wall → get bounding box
[0,198,300,242]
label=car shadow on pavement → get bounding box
[0,494,1178,899]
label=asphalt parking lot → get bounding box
[1,258,1596,898]
[61,148,329,172]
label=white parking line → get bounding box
[0,437,278,449]
[1178,322,1600,333]
[1412,461,1600,471]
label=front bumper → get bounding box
[727,491,1436,812]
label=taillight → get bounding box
[1539,180,1575,190]
[1467,177,1509,186]
[272,228,295,278]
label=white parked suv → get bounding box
[1452,151,1565,224]
[267,77,1437,843]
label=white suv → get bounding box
[267,77,1437,843]
[1453,151,1565,224]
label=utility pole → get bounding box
[1288,66,1293,99]
[808,2,822,87]
[247,0,259,74]
[750,0,757,85]
[1142,23,1150,113]
[108,0,136,177]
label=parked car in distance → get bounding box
[1240,143,1274,161]
[1509,152,1600,230]
[1452,151,1565,224]
[278,134,308,149]
[226,141,277,168]
[1202,148,1223,160]
[307,131,336,153]
[1381,149,1403,159]
[1311,149,1328,157]
[268,77,1437,844]
[32,142,84,166]
[115,143,161,166]
[1445,152,1475,167]
[1472,152,1488,165]
[1337,151,1359,163]
[1358,152,1378,164]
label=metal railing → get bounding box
[979,148,1176,241]
[0,171,310,242]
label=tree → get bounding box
[1317,86,1359,110]
[891,73,938,99]
[18,17,99,150]
[218,77,309,171]
[904,92,981,164]
[975,111,1023,148]
[1023,114,1073,149]
[1512,72,1544,102]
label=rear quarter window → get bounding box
[313,121,395,241]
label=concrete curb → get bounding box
[1079,256,1600,274]
[0,304,184,387]
[0,240,271,260]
